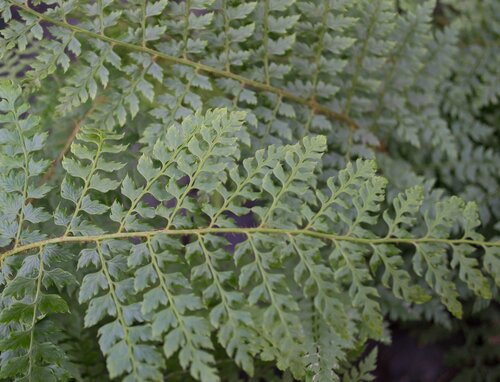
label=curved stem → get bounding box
[2,226,499,265]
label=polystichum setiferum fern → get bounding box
[0,0,499,381]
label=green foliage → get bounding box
[340,348,377,382]
[0,0,499,381]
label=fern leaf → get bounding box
[1,87,499,380]
[0,1,499,378]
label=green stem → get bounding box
[63,136,104,237]
[182,0,191,58]
[141,0,147,46]
[13,109,30,248]
[147,238,198,354]
[117,114,201,233]
[2,227,498,266]
[164,122,227,229]
[222,0,231,72]
[262,0,270,85]
[261,95,282,141]
[343,0,382,116]
[308,1,330,102]
[27,247,44,382]
[208,156,272,228]
[96,242,140,379]
[259,148,308,226]
[97,0,105,35]
[247,235,299,351]
[370,18,419,132]
[197,234,242,326]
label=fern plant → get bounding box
[0,1,499,381]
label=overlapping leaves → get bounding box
[1,82,498,381]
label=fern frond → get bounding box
[1,0,499,379]
[1,85,498,380]
[0,80,51,248]
[0,245,76,381]
[0,0,358,137]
